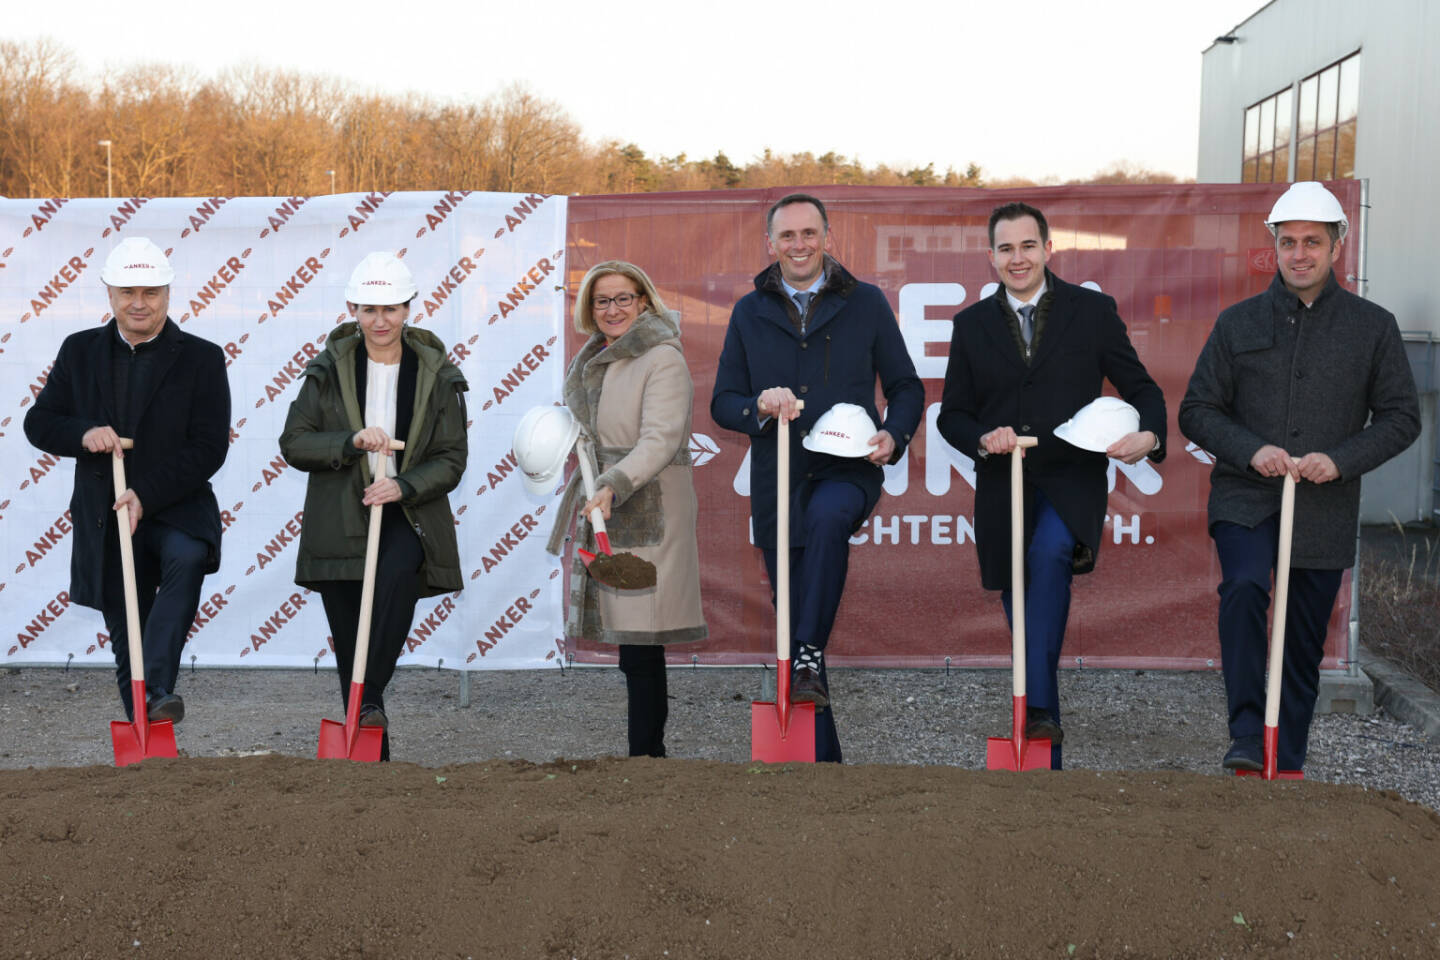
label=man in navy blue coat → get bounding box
[712,193,924,762]
[25,238,230,724]
[938,202,1166,762]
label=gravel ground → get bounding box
[3,662,1437,810]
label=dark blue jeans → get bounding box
[102,520,210,720]
[761,479,866,763]
[1212,517,1343,770]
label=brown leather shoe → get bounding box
[791,668,829,709]
[1025,707,1063,745]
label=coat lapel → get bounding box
[91,321,121,426]
[978,296,1027,371]
[1029,278,1074,370]
[130,319,184,421]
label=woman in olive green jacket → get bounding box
[280,252,468,760]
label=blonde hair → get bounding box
[573,260,669,336]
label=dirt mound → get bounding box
[3,755,1437,959]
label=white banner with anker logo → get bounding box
[2,192,568,670]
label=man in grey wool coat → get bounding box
[1179,181,1419,773]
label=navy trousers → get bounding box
[1212,517,1343,770]
[317,504,424,762]
[101,520,209,721]
[761,478,865,764]
[999,491,1076,724]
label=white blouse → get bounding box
[364,358,400,479]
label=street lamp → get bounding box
[97,140,113,198]
[327,169,336,194]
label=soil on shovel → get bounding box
[590,550,658,589]
[3,755,1438,959]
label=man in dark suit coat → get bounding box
[938,202,1166,760]
[712,193,924,762]
[25,237,230,723]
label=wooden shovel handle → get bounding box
[1263,474,1296,728]
[111,438,145,719]
[349,439,404,686]
[575,436,609,551]
[1009,436,1038,697]
[776,400,805,661]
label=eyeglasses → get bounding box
[592,293,640,311]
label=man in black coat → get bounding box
[938,202,1166,760]
[24,237,230,723]
[712,193,924,762]
[1179,182,1419,773]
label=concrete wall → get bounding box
[1198,0,1440,523]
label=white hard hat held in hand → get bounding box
[513,405,580,496]
[1053,396,1140,453]
[802,403,879,458]
[345,251,419,305]
[100,237,175,287]
[1265,182,1348,242]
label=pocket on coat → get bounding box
[608,480,665,549]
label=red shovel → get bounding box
[574,435,657,590]
[109,438,179,767]
[986,436,1052,772]
[317,439,404,762]
[751,399,816,762]
[1237,472,1304,781]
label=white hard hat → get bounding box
[802,403,878,458]
[100,237,174,287]
[1053,396,1140,453]
[345,252,418,305]
[1265,181,1348,242]
[513,405,580,495]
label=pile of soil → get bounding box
[3,755,1437,958]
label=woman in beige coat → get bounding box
[546,260,707,756]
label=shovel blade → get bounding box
[1234,724,1302,779]
[750,700,817,763]
[110,719,178,768]
[986,735,1052,771]
[1234,769,1304,780]
[317,717,384,762]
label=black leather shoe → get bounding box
[147,693,185,723]
[359,705,389,730]
[1025,707,1063,745]
[1223,736,1263,771]
[790,668,829,709]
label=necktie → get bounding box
[794,291,812,315]
[1018,304,1035,347]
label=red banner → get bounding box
[564,183,1362,669]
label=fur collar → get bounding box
[564,310,681,436]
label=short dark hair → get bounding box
[766,193,829,236]
[988,202,1050,248]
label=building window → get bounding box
[1295,52,1359,180]
[1242,87,1292,183]
[1241,50,1359,184]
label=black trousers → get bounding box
[316,504,423,761]
[101,520,209,720]
[619,644,668,758]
